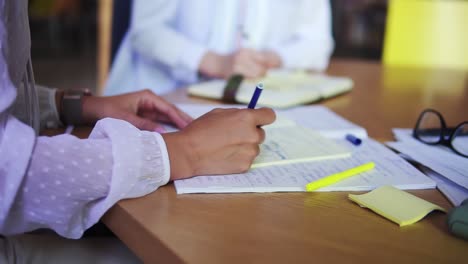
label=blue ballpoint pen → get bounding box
[248,83,264,109]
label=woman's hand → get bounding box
[81,89,193,132]
[199,49,282,80]
[162,107,276,180]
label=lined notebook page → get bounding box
[175,138,435,194]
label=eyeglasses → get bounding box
[413,109,468,158]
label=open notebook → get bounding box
[164,104,351,168]
[175,138,435,194]
[188,70,353,108]
[172,104,435,194]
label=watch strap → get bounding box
[61,89,91,125]
[222,74,243,104]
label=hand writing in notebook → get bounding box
[162,107,276,180]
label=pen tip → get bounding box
[257,83,264,89]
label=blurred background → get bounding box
[29,0,388,92]
[30,0,97,90]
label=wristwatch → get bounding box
[60,89,92,125]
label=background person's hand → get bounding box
[199,48,282,80]
[162,107,276,180]
[81,89,193,132]
[260,50,282,69]
[230,48,269,79]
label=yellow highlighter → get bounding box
[306,162,375,192]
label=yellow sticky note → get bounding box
[349,186,446,226]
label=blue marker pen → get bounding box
[346,134,362,146]
[248,83,264,109]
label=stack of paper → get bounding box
[387,129,468,206]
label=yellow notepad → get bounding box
[252,125,351,168]
[349,186,446,226]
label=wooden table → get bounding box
[101,59,468,263]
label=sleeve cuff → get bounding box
[269,45,295,69]
[171,43,208,83]
[181,42,208,72]
[89,119,171,195]
[36,85,63,129]
[153,132,171,185]
[69,119,172,238]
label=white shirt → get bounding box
[105,0,334,95]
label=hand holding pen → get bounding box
[162,83,275,180]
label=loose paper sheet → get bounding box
[173,104,368,139]
[420,166,468,206]
[388,129,468,189]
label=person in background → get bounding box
[0,0,275,262]
[105,0,334,95]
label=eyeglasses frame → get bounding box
[412,108,468,158]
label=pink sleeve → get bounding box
[6,118,170,239]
